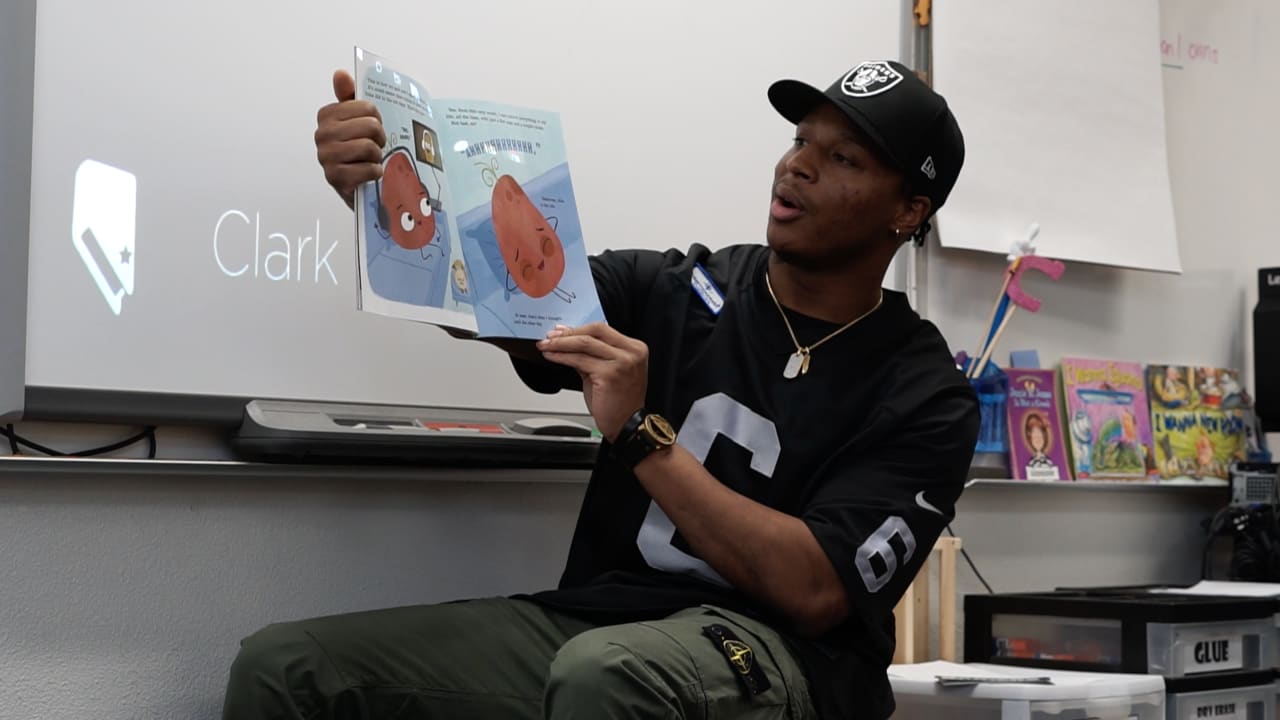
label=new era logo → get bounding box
[840,61,903,97]
[920,156,937,180]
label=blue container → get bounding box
[970,364,1009,454]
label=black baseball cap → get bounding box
[768,61,964,217]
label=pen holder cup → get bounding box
[970,365,1009,454]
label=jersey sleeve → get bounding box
[510,248,675,394]
[801,383,980,620]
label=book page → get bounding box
[435,100,603,339]
[352,47,477,334]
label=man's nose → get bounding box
[785,147,815,181]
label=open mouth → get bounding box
[774,185,805,211]
[770,185,806,222]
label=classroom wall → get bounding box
[924,243,1259,376]
[0,456,584,719]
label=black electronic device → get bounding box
[1231,462,1280,507]
[1254,267,1280,432]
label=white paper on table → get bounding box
[889,661,1052,686]
[1151,580,1280,597]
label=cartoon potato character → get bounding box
[490,174,565,299]
[379,151,436,251]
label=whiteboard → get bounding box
[931,0,1181,273]
[18,0,899,421]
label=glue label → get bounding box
[1182,635,1243,674]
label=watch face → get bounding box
[643,414,678,445]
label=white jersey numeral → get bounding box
[855,516,917,593]
[635,393,919,595]
[635,393,780,585]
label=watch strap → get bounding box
[612,408,657,469]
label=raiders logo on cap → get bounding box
[841,61,904,97]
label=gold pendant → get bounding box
[783,348,810,379]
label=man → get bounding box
[223,59,978,720]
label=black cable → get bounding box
[0,424,158,459]
[1228,503,1280,582]
[947,525,995,594]
[70,427,157,458]
[1200,500,1280,582]
[1200,505,1235,580]
[0,425,65,455]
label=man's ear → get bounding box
[895,195,932,235]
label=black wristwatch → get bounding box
[612,409,677,469]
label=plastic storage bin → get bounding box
[1166,680,1274,720]
[990,614,1122,665]
[889,660,1164,720]
[1147,618,1275,678]
[966,591,1278,678]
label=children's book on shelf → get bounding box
[1147,364,1247,483]
[352,47,604,339]
[1059,358,1156,480]
[1005,368,1071,481]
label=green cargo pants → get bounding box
[222,597,816,719]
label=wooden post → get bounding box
[892,535,963,664]
[899,0,935,318]
[937,536,961,661]
[911,553,931,660]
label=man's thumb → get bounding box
[332,70,356,102]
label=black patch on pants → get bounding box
[701,623,771,696]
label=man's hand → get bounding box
[537,323,647,441]
[315,70,387,209]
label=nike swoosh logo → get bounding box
[915,491,944,516]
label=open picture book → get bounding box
[352,46,604,339]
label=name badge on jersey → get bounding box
[691,263,724,315]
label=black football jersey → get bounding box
[516,244,979,720]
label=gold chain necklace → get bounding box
[765,272,883,379]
